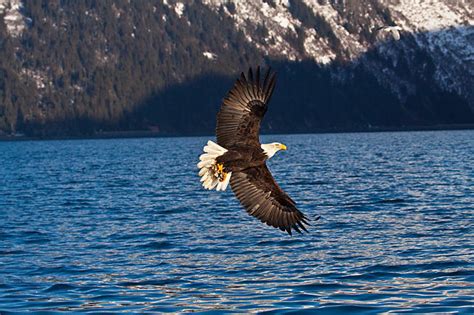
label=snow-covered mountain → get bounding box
[201,0,473,105]
[0,0,473,136]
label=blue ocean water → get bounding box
[0,130,473,313]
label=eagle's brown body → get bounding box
[216,146,267,173]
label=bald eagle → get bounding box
[197,67,310,235]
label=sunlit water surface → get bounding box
[0,131,473,313]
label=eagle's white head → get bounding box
[261,142,287,159]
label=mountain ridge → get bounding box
[0,0,473,137]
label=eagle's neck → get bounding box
[261,143,277,159]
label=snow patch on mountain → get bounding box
[303,28,334,65]
[203,51,217,60]
[175,2,185,18]
[302,0,367,60]
[389,0,473,101]
[202,0,389,63]
[0,0,29,37]
[20,68,49,90]
[390,0,472,32]
[203,0,302,61]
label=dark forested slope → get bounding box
[0,0,473,137]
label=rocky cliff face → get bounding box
[202,0,473,105]
[0,0,473,136]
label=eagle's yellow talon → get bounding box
[212,163,227,182]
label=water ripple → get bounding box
[0,131,473,313]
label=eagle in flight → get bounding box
[197,67,310,235]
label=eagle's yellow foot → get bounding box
[213,163,226,182]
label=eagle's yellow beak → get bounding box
[280,144,287,151]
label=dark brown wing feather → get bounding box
[230,164,309,235]
[216,67,276,148]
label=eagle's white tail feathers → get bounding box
[197,141,232,191]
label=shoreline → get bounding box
[1,123,473,142]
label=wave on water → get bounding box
[0,131,473,313]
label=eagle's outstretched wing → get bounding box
[230,164,310,235]
[216,67,276,148]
